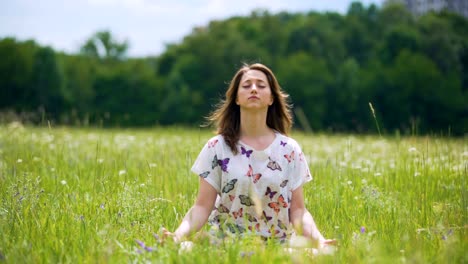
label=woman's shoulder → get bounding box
[204,134,227,149]
[275,133,302,150]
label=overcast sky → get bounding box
[1,0,384,57]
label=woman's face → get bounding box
[236,69,273,110]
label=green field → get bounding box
[0,125,466,263]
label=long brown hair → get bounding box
[207,63,293,154]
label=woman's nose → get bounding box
[251,84,257,91]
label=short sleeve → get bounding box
[289,142,312,191]
[191,137,222,193]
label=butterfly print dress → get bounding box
[191,132,312,241]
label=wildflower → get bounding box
[17,159,23,163]
[60,180,67,185]
[97,158,104,164]
[347,180,353,185]
[240,251,255,258]
[149,163,157,168]
[119,170,126,176]
[408,147,417,153]
[135,240,154,252]
[374,172,381,177]
[100,204,105,210]
[360,226,366,233]
[179,241,193,253]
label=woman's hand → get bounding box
[156,227,181,244]
[320,238,338,247]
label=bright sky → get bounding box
[0,0,384,57]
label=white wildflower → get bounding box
[119,170,127,176]
[61,180,67,185]
[408,147,417,153]
[17,159,23,163]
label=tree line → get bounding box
[1,2,466,135]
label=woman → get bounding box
[163,63,335,248]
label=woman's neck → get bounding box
[239,109,275,150]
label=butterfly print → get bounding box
[278,232,287,240]
[211,215,222,224]
[267,158,282,171]
[226,223,245,234]
[241,146,253,158]
[278,219,287,230]
[208,139,219,148]
[265,186,277,200]
[212,155,230,172]
[199,171,210,178]
[284,151,295,163]
[248,223,260,232]
[268,195,288,214]
[218,158,230,172]
[278,195,288,207]
[262,211,272,221]
[246,165,262,183]
[222,179,237,193]
[244,213,257,222]
[229,195,235,201]
[211,155,218,169]
[232,208,243,219]
[268,226,280,236]
[217,204,229,213]
[280,180,288,188]
[239,195,255,206]
[253,173,262,183]
[280,141,287,147]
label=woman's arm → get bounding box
[166,178,218,242]
[289,186,335,248]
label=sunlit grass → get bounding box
[0,124,466,263]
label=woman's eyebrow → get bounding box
[242,78,267,83]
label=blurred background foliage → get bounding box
[0,2,466,135]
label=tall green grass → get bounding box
[0,125,466,263]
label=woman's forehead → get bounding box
[240,69,268,82]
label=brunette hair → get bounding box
[207,63,293,154]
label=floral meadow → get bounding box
[0,125,466,263]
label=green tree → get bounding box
[80,30,128,60]
[0,38,36,110]
[30,46,67,117]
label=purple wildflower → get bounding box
[135,239,155,252]
[360,226,366,233]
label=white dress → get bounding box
[191,132,312,240]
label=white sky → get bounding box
[0,0,384,57]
